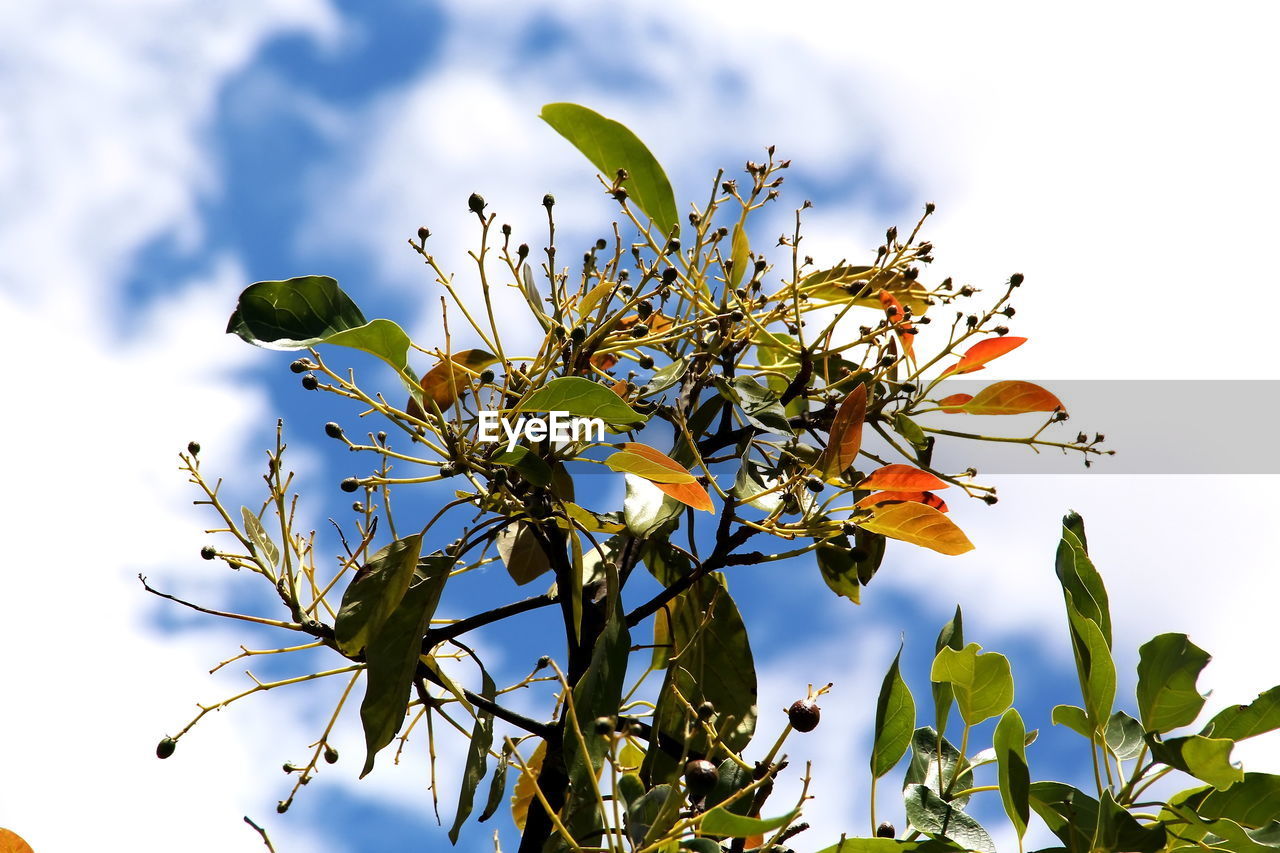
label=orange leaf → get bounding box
[958,380,1063,415]
[618,312,676,336]
[419,349,498,409]
[590,352,620,371]
[856,490,949,513]
[616,443,714,511]
[859,501,974,556]
[938,393,973,413]
[821,383,867,478]
[857,464,949,492]
[941,336,1028,377]
[609,378,629,398]
[880,291,913,358]
[655,479,715,513]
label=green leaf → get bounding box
[478,741,511,823]
[519,376,647,429]
[562,594,631,846]
[816,534,862,605]
[1051,705,1092,739]
[642,575,756,786]
[903,784,996,853]
[932,607,964,738]
[1152,734,1243,790]
[994,708,1030,843]
[700,806,799,838]
[449,667,496,843]
[227,275,367,348]
[904,727,974,809]
[491,446,552,487]
[334,534,424,656]
[682,840,723,853]
[625,784,682,848]
[540,103,679,238]
[642,357,688,398]
[240,506,280,573]
[623,474,683,537]
[359,554,452,777]
[1193,773,1280,827]
[716,376,792,434]
[1137,633,1211,733]
[1204,686,1280,741]
[871,644,916,779]
[930,643,1014,726]
[325,318,414,374]
[705,758,754,815]
[1104,710,1146,760]
[1055,512,1111,647]
[894,412,928,449]
[495,522,552,586]
[1095,790,1167,852]
[1064,591,1116,727]
[1029,781,1100,853]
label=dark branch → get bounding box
[420,593,556,654]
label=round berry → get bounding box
[696,701,716,720]
[339,477,360,493]
[187,441,201,456]
[324,745,339,764]
[876,822,896,838]
[683,759,718,799]
[156,737,177,759]
[787,698,821,732]
[289,359,309,374]
[324,422,343,439]
[301,373,319,390]
[638,355,655,370]
[199,545,217,561]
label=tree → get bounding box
[151,103,1280,852]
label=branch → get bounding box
[420,592,556,654]
[415,664,553,740]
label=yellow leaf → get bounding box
[511,740,547,831]
[859,501,974,556]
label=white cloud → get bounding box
[0,1,344,849]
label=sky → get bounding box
[1,1,1278,851]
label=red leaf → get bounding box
[941,336,1028,377]
[957,380,1063,415]
[938,393,974,413]
[855,490,949,513]
[821,383,867,478]
[879,291,914,358]
[857,464,949,492]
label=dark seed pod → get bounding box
[187,441,201,456]
[156,737,177,759]
[277,801,289,814]
[570,326,587,344]
[683,759,718,799]
[351,502,365,512]
[517,243,529,260]
[806,477,825,493]
[536,655,551,669]
[324,422,343,439]
[638,355,655,370]
[480,369,496,384]
[877,822,896,838]
[301,373,319,390]
[339,477,360,493]
[542,193,555,209]
[697,701,716,720]
[417,226,430,242]
[787,698,821,732]
[289,358,309,374]
[630,324,649,339]
[468,192,486,214]
[661,267,678,285]
[439,463,458,477]
[324,745,339,764]
[594,717,615,736]
[1009,272,1024,287]
[200,545,217,561]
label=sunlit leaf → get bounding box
[510,740,546,831]
[729,222,750,288]
[418,349,499,411]
[941,336,1028,377]
[821,383,867,478]
[880,291,914,359]
[360,555,452,777]
[855,491,949,513]
[577,279,616,318]
[540,102,680,238]
[856,464,948,492]
[492,445,553,488]
[325,318,414,374]
[1203,685,1280,742]
[519,376,647,429]
[1151,734,1242,791]
[871,644,915,779]
[859,501,973,556]
[801,265,931,316]
[937,393,973,413]
[1137,632,1210,734]
[1104,711,1146,760]
[904,727,974,809]
[623,474,683,536]
[930,643,1014,726]
[1055,513,1111,648]
[227,275,367,348]
[893,411,928,448]
[932,607,964,738]
[953,380,1063,415]
[240,506,280,573]
[496,523,552,586]
[700,806,798,838]
[606,443,696,484]
[1064,590,1115,727]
